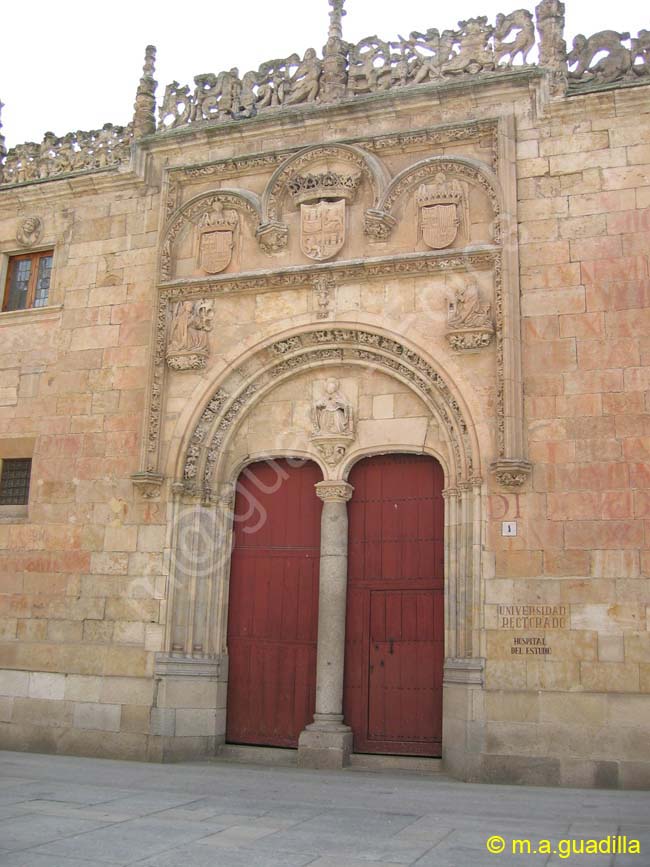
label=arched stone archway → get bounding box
[157,324,487,771]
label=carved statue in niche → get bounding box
[197,201,238,274]
[311,378,355,467]
[16,216,43,247]
[288,171,360,261]
[166,300,214,370]
[416,173,464,250]
[445,281,494,352]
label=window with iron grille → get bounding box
[0,459,32,505]
[3,251,54,312]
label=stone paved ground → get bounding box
[0,751,648,867]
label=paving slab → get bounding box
[0,750,648,867]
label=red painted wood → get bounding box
[226,459,322,748]
[343,454,444,756]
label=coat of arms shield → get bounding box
[199,227,234,274]
[300,199,346,261]
[420,203,459,250]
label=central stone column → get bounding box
[298,479,354,769]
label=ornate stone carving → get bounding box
[494,10,535,66]
[417,173,464,250]
[133,45,157,138]
[446,281,495,352]
[166,300,214,370]
[288,172,360,262]
[256,221,289,254]
[0,101,6,162]
[197,202,238,274]
[535,0,566,72]
[311,378,355,469]
[315,480,354,502]
[312,274,336,319]
[16,216,43,247]
[131,471,164,499]
[568,30,635,85]
[490,458,532,487]
[364,209,397,240]
[286,49,323,105]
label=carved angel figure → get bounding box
[313,379,353,436]
[494,9,535,66]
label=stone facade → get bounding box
[0,1,649,787]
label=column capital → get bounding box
[315,480,353,502]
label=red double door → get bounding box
[226,455,444,756]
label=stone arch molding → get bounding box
[176,323,481,500]
[160,188,263,281]
[166,325,485,667]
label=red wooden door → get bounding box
[344,454,444,756]
[226,459,322,748]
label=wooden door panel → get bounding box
[226,459,321,748]
[344,454,444,757]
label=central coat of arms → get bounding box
[416,173,464,250]
[300,199,346,261]
[197,201,238,274]
[288,171,361,262]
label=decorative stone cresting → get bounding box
[1,4,649,186]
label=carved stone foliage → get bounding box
[311,378,355,467]
[417,173,464,250]
[490,457,532,487]
[16,216,43,247]
[0,125,133,186]
[446,281,495,352]
[166,300,214,370]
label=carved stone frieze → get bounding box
[16,216,43,247]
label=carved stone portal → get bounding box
[445,281,494,352]
[288,172,360,261]
[166,300,214,370]
[417,174,463,250]
[311,378,355,466]
[197,202,238,274]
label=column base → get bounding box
[297,723,353,769]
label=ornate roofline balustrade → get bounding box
[0,0,648,187]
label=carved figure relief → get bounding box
[446,281,495,352]
[166,300,214,370]
[417,173,464,250]
[288,171,360,261]
[16,216,43,247]
[493,9,535,66]
[197,202,238,274]
[311,378,355,466]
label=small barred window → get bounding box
[0,459,32,505]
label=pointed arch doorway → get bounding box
[343,454,445,757]
[226,458,322,748]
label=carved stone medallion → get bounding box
[197,203,237,274]
[16,216,43,247]
[416,173,463,250]
[300,199,346,261]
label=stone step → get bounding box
[216,744,298,767]
[348,753,444,774]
